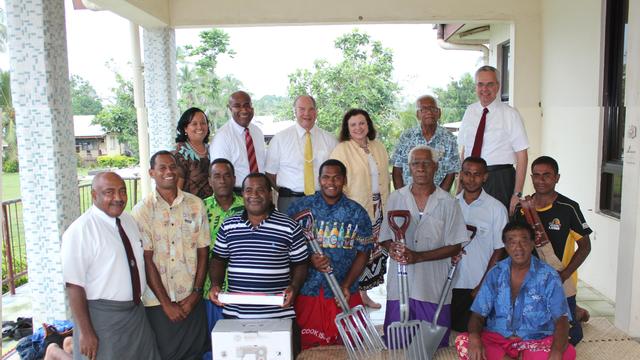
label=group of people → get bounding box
[52,65,591,360]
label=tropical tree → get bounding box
[70,75,103,115]
[0,70,17,171]
[431,73,476,123]
[284,29,401,150]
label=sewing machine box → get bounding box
[211,318,292,360]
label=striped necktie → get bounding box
[245,127,258,173]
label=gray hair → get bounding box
[293,94,317,109]
[475,65,501,84]
[415,95,438,110]
[408,145,441,165]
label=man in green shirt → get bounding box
[203,158,244,334]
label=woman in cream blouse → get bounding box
[330,108,390,309]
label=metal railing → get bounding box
[2,177,141,294]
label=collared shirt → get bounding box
[265,123,338,192]
[513,193,593,289]
[471,257,571,340]
[62,206,146,301]
[379,186,468,304]
[209,120,266,187]
[287,193,373,298]
[454,190,507,289]
[132,189,210,307]
[213,210,308,319]
[458,98,529,165]
[390,125,460,187]
[202,194,245,295]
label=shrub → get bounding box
[2,159,19,173]
[96,155,137,169]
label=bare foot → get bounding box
[360,290,381,309]
[576,305,590,323]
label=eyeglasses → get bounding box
[418,106,439,113]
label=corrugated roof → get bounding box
[74,115,106,137]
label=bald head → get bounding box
[91,172,127,217]
[228,91,254,127]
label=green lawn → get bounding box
[2,172,21,201]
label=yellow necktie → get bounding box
[304,131,314,195]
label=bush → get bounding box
[2,159,19,173]
[96,155,137,169]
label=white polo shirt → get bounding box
[454,190,507,289]
[62,206,146,301]
[265,123,338,192]
[458,97,529,166]
[209,120,266,187]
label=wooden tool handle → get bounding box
[388,210,411,242]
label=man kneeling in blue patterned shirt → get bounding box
[455,221,576,360]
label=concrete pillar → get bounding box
[5,0,78,322]
[616,0,640,338]
[143,27,178,154]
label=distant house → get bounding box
[74,115,125,164]
[246,115,295,144]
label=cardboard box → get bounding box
[211,319,292,360]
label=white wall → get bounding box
[540,0,620,301]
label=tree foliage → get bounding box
[1,70,18,171]
[431,73,476,123]
[253,95,289,117]
[93,73,138,157]
[284,29,401,150]
[179,29,241,130]
[70,75,103,115]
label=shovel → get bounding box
[386,210,430,359]
[423,260,458,359]
[293,210,385,360]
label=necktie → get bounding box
[245,128,258,173]
[304,131,314,195]
[471,107,489,157]
[116,218,141,304]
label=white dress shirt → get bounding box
[458,97,529,165]
[62,206,146,301]
[454,190,507,289]
[265,123,338,192]
[210,119,266,187]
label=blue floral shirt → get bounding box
[471,256,571,340]
[287,193,373,298]
[390,125,460,187]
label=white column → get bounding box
[130,22,151,197]
[5,0,78,322]
[616,0,640,338]
[143,27,178,155]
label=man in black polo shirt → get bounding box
[513,156,592,346]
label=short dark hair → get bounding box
[175,107,211,144]
[319,159,347,178]
[531,156,559,174]
[338,108,377,142]
[210,158,235,176]
[462,156,488,172]
[502,221,535,243]
[150,150,176,169]
[242,172,273,191]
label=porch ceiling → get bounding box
[85,0,533,28]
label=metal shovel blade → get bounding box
[423,323,447,360]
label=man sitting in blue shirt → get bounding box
[287,159,373,350]
[455,221,576,360]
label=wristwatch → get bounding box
[193,287,204,294]
[514,192,523,198]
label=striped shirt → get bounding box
[213,210,308,319]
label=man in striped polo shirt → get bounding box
[209,173,309,351]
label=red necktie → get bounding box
[471,107,489,157]
[116,218,141,304]
[245,128,259,173]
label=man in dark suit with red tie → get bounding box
[458,65,529,214]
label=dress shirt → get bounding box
[379,186,468,304]
[132,189,210,306]
[62,206,146,301]
[209,120,266,187]
[265,123,338,192]
[458,97,529,165]
[471,256,571,340]
[454,190,507,289]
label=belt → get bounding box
[278,187,306,197]
[486,164,513,172]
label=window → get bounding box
[499,41,510,102]
[600,0,628,217]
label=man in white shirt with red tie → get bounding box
[458,65,529,214]
[210,90,266,193]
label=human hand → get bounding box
[390,242,418,264]
[558,269,571,283]
[282,285,297,308]
[209,286,223,306]
[178,292,200,315]
[162,302,187,322]
[548,349,563,360]
[336,286,350,308]
[310,254,331,272]
[509,195,519,216]
[79,328,99,360]
[467,334,486,360]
